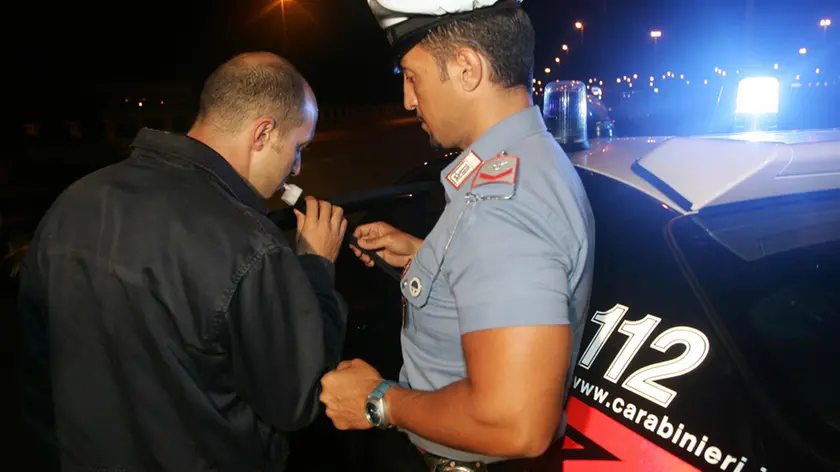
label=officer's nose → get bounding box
[403,81,417,112]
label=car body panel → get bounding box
[570,137,683,212]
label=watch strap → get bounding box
[370,380,398,400]
[367,380,398,429]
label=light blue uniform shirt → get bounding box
[397,106,596,463]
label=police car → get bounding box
[273,80,840,471]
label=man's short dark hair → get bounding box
[419,7,535,89]
[197,53,310,134]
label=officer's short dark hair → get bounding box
[197,53,310,134]
[420,7,535,89]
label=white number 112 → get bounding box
[577,304,710,408]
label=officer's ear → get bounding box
[453,47,483,93]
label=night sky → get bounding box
[8,0,839,108]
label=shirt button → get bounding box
[402,280,408,288]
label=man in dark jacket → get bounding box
[17,52,348,472]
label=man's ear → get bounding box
[453,47,483,93]
[252,117,276,151]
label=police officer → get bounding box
[319,1,596,471]
[18,52,348,472]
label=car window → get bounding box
[668,190,840,460]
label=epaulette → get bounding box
[468,154,520,199]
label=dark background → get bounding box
[6,0,839,111]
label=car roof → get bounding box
[570,137,685,211]
[570,129,840,214]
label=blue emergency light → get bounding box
[734,76,780,131]
[735,77,780,115]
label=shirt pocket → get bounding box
[400,250,435,309]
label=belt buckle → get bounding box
[432,458,486,472]
[435,462,480,472]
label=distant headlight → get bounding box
[735,77,780,115]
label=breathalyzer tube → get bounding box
[281,183,402,281]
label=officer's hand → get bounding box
[294,196,348,263]
[320,359,383,431]
[350,221,422,268]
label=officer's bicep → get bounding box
[449,203,572,335]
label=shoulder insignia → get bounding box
[470,155,519,197]
[446,151,483,189]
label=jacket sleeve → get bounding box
[17,261,58,447]
[226,245,348,431]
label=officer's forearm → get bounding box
[385,380,548,458]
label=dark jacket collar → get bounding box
[131,128,267,214]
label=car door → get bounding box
[569,170,840,472]
[557,170,758,471]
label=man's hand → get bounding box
[294,196,348,263]
[349,222,422,268]
[320,359,384,430]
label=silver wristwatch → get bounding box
[365,380,397,429]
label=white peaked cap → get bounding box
[368,0,506,29]
[366,0,523,62]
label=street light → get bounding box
[555,57,560,63]
[575,21,584,45]
[820,18,831,37]
[650,30,662,65]
[561,44,569,53]
[544,67,551,74]
[650,30,662,43]
[799,47,808,55]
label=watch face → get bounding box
[365,401,381,425]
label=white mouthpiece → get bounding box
[281,183,304,207]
